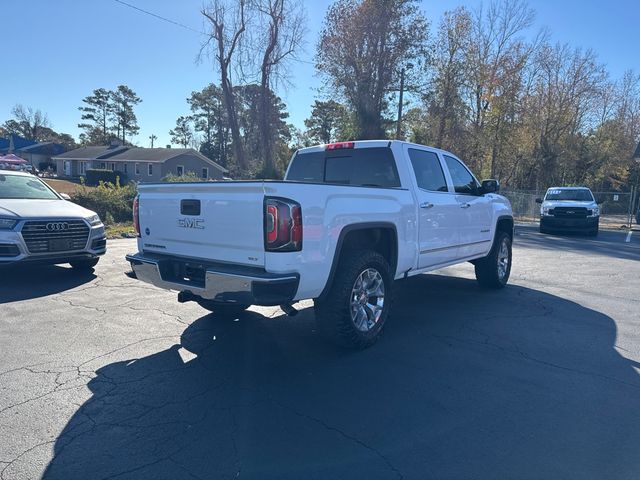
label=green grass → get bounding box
[105,222,136,239]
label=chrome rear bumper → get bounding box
[125,252,299,306]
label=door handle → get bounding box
[420,202,434,209]
[460,203,471,209]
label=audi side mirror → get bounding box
[60,193,71,200]
[535,198,543,204]
[481,179,499,194]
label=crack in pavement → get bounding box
[270,399,406,480]
[51,296,107,314]
[0,440,55,480]
[121,305,189,326]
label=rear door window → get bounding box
[287,147,400,188]
[408,149,448,192]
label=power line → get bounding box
[111,0,203,35]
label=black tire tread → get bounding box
[314,250,392,349]
[474,231,512,289]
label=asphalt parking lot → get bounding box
[1,225,639,480]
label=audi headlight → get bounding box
[0,218,17,230]
[86,214,102,226]
[590,206,600,217]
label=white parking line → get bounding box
[626,231,633,243]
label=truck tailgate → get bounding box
[138,182,266,267]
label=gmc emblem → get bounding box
[178,218,204,229]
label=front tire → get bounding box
[69,257,99,271]
[314,250,392,349]
[474,232,512,289]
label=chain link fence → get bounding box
[502,190,639,228]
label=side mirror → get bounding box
[535,198,543,204]
[60,193,71,200]
[480,179,499,194]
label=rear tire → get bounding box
[314,250,392,349]
[69,257,99,271]
[474,232,512,289]
[196,300,250,318]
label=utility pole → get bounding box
[149,134,157,148]
[395,63,413,140]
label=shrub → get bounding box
[85,169,127,186]
[71,179,136,225]
[162,171,203,182]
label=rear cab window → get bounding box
[286,147,401,188]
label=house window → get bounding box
[202,167,208,179]
[80,162,86,175]
[148,163,153,176]
[123,163,128,174]
[110,162,115,171]
[135,163,140,175]
[177,165,184,176]
[99,162,106,169]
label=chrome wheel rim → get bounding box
[350,268,385,332]
[497,239,510,280]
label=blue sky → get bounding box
[2,0,639,148]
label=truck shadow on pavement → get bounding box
[0,265,96,303]
[44,274,640,480]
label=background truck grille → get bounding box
[21,220,90,254]
[550,207,589,218]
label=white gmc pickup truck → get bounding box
[126,141,513,348]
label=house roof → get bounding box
[52,145,127,160]
[0,134,38,153]
[18,142,66,155]
[53,146,227,173]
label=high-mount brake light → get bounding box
[264,198,302,252]
[325,141,354,150]
[133,195,141,237]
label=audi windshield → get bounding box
[0,173,60,200]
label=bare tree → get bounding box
[432,7,472,149]
[201,0,248,171]
[253,0,305,177]
[463,0,537,176]
[10,105,51,141]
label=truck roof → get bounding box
[547,186,591,190]
[296,140,456,157]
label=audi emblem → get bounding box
[46,222,69,231]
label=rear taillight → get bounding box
[264,197,302,252]
[133,195,140,237]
